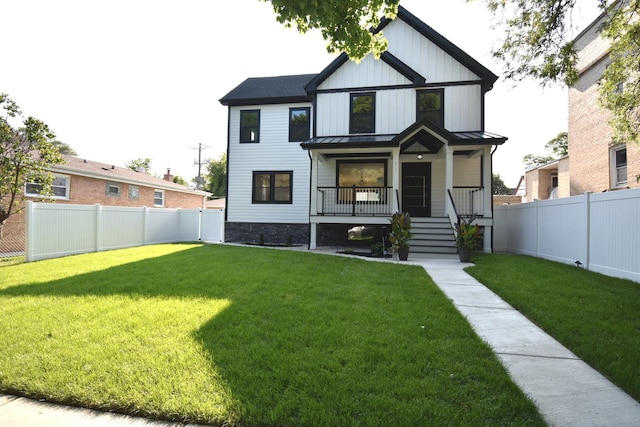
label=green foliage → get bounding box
[453,214,482,250]
[125,157,152,174]
[523,131,568,167]
[51,140,77,156]
[389,211,412,248]
[262,0,399,61]
[492,173,511,195]
[598,0,640,144]
[480,0,640,145]
[0,93,63,226]
[173,175,188,186]
[204,152,227,197]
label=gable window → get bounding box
[289,107,310,142]
[105,182,121,197]
[252,171,292,204]
[154,190,165,207]
[610,146,627,188]
[350,93,375,134]
[240,110,260,143]
[25,174,70,199]
[417,89,444,126]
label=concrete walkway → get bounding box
[1,249,639,426]
[408,254,640,427]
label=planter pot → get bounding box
[397,247,409,261]
[458,248,472,263]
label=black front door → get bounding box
[402,162,431,217]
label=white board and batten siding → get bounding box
[227,103,311,224]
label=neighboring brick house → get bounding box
[0,154,209,254]
[522,156,570,202]
[568,10,640,195]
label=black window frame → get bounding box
[289,107,311,142]
[240,109,260,143]
[336,159,387,204]
[416,89,444,126]
[252,171,293,204]
[350,92,375,134]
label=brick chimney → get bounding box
[163,168,174,182]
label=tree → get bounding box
[523,131,568,167]
[204,153,227,197]
[173,176,188,186]
[52,140,77,156]
[492,173,512,195]
[126,157,152,174]
[262,0,399,60]
[478,0,640,144]
[0,93,64,239]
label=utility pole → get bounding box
[191,143,209,189]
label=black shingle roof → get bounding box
[219,74,317,106]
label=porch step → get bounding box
[409,217,458,254]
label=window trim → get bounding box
[154,189,165,207]
[349,92,376,134]
[252,171,293,204]
[239,109,260,143]
[289,107,311,142]
[610,145,628,188]
[25,173,70,199]
[105,182,122,198]
[416,88,444,126]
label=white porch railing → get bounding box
[450,186,484,217]
[316,186,393,216]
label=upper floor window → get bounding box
[350,93,375,134]
[240,110,260,143]
[154,189,165,207]
[289,107,310,142]
[417,89,444,126]
[25,174,70,199]
[610,146,627,188]
[252,171,292,204]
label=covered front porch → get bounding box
[301,120,507,251]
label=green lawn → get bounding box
[466,253,640,402]
[0,244,545,426]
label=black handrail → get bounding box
[395,189,400,212]
[447,189,460,222]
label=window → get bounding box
[350,93,375,134]
[154,190,165,207]
[240,110,260,143]
[337,160,387,203]
[128,185,139,200]
[289,107,310,142]
[25,174,70,199]
[252,171,292,204]
[611,146,627,188]
[105,182,121,197]
[417,89,444,126]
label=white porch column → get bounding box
[309,150,319,250]
[482,146,493,218]
[309,150,319,215]
[445,146,454,220]
[391,148,400,212]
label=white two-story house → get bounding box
[220,6,507,253]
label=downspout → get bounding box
[307,149,313,250]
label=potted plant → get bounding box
[453,214,481,262]
[389,212,412,261]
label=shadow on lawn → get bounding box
[0,245,545,425]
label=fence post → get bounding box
[95,204,102,253]
[25,201,34,262]
[584,192,591,271]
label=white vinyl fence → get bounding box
[25,201,225,262]
[494,188,640,283]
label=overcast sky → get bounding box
[2,0,600,186]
